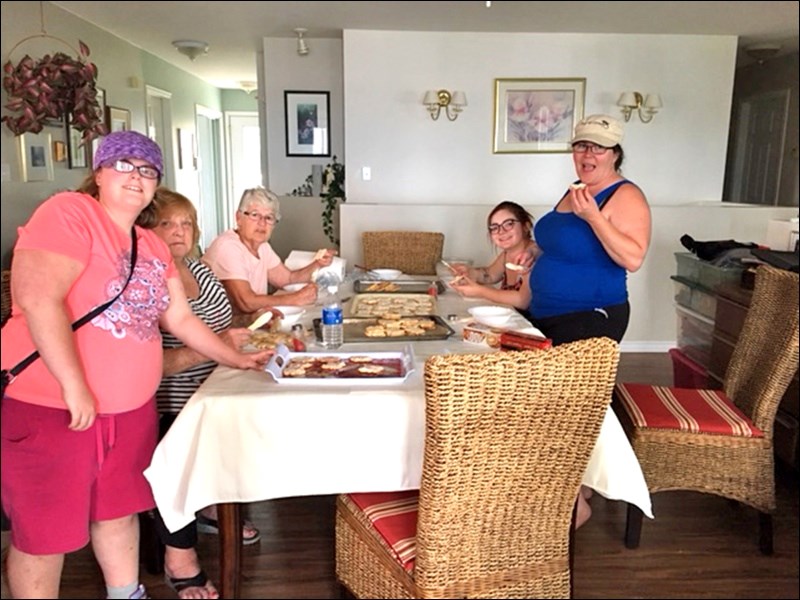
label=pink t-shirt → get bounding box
[0,192,177,413]
[202,229,281,295]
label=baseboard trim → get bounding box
[620,341,674,353]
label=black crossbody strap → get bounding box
[5,227,138,380]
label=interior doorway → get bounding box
[145,86,175,189]
[195,105,224,251]
[225,111,262,219]
[728,89,790,205]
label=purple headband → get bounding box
[93,130,164,177]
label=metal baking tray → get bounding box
[353,279,446,295]
[264,343,415,386]
[349,293,438,318]
[313,315,454,343]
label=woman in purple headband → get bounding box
[0,131,272,600]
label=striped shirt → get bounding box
[156,259,233,415]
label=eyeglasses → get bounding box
[240,210,279,225]
[488,218,519,235]
[571,142,610,155]
[111,159,160,179]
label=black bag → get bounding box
[1,229,137,398]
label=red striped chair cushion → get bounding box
[615,383,763,437]
[347,490,419,571]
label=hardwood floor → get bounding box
[2,353,798,599]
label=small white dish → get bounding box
[468,305,514,327]
[371,268,403,280]
[247,311,274,331]
[273,306,306,331]
[281,283,306,293]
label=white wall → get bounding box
[342,31,737,205]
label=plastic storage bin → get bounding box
[668,348,708,388]
[674,252,744,290]
[671,275,717,319]
[675,303,715,367]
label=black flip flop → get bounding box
[165,569,217,597]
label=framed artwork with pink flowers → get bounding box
[492,78,585,154]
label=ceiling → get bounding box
[52,1,799,90]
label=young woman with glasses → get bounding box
[203,187,336,315]
[449,200,538,312]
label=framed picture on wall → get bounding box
[19,132,55,182]
[284,90,330,157]
[106,106,131,132]
[66,118,88,169]
[492,78,585,154]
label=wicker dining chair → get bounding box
[335,337,621,599]
[613,265,799,555]
[361,231,445,275]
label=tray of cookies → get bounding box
[264,343,416,386]
[353,279,446,295]
[348,293,437,318]
[313,315,454,343]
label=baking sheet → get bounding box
[353,279,446,295]
[349,293,438,317]
[264,343,415,386]
[313,315,454,343]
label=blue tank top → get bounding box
[529,180,630,318]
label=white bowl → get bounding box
[273,306,306,330]
[281,283,306,293]
[371,268,403,280]
[468,305,514,327]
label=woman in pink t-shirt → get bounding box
[0,131,271,600]
[203,187,336,315]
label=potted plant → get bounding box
[289,156,346,247]
[2,40,107,143]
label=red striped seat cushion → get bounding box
[615,383,763,437]
[346,490,419,571]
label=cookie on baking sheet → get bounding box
[358,364,385,375]
[321,360,347,370]
[365,325,387,337]
[418,319,436,330]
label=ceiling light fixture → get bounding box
[239,81,258,95]
[172,39,209,61]
[745,43,781,64]
[294,28,309,56]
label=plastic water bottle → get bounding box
[321,300,344,349]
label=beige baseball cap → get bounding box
[570,114,624,147]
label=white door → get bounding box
[145,86,175,189]
[195,105,224,251]
[729,89,790,205]
[225,112,262,220]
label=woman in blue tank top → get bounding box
[528,114,651,347]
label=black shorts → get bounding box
[532,301,630,347]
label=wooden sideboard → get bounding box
[707,282,799,471]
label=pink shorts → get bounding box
[1,397,158,555]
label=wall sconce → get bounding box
[617,92,662,123]
[294,28,309,56]
[423,89,467,121]
[172,39,209,61]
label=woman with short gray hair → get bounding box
[204,187,336,315]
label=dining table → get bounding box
[144,281,653,598]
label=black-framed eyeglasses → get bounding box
[112,159,160,179]
[572,142,610,155]
[488,218,519,234]
[240,210,279,225]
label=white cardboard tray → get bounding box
[264,343,416,386]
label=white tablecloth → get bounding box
[145,287,653,532]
